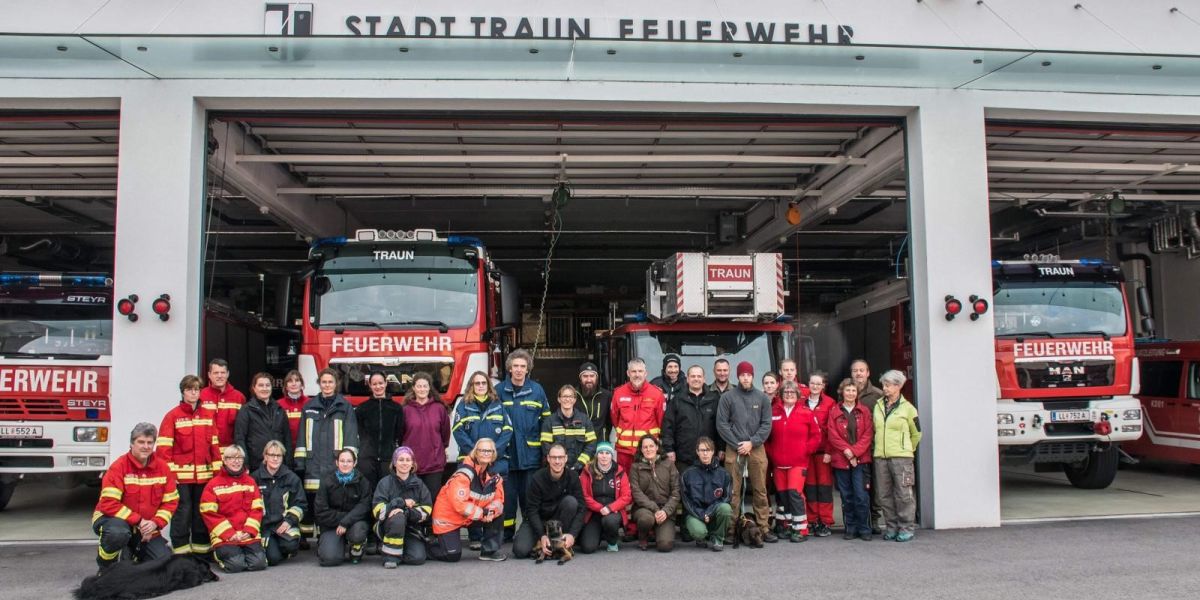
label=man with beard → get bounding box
[650,354,686,408]
[575,362,612,441]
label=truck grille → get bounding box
[1015,360,1114,389]
[0,397,69,418]
[0,456,54,468]
[0,439,53,448]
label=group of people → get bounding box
[92,350,922,574]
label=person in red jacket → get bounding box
[578,442,632,553]
[803,371,837,537]
[610,358,665,474]
[201,444,267,573]
[200,358,246,448]
[157,374,220,556]
[765,380,822,542]
[277,370,307,453]
[92,422,179,572]
[827,378,875,541]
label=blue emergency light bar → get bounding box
[310,236,348,249]
[447,235,484,248]
[0,273,111,287]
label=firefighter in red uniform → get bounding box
[277,370,307,447]
[200,358,246,448]
[803,372,837,537]
[201,444,267,572]
[157,374,221,556]
[765,381,822,542]
[776,359,811,402]
[92,422,179,572]
[610,358,665,474]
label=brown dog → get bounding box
[733,514,765,549]
[534,519,573,565]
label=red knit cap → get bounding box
[736,361,754,377]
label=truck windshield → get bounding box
[993,281,1127,337]
[314,254,479,328]
[631,330,790,377]
[0,304,113,358]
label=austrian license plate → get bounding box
[0,425,44,439]
[1050,410,1091,423]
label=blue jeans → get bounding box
[834,464,871,536]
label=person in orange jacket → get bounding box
[610,358,665,474]
[429,438,506,562]
[92,422,179,572]
[765,380,822,542]
[803,372,837,537]
[200,444,267,573]
[157,374,220,556]
[200,358,246,448]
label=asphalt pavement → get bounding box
[5,515,1198,600]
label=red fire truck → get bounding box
[834,258,1143,489]
[0,273,113,510]
[298,229,519,461]
[596,252,794,388]
[1126,341,1200,464]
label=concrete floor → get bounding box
[3,460,1198,542]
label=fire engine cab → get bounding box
[298,229,519,463]
[0,273,113,511]
[596,252,794,388]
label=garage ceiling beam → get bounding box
[991,192,1200,201]
[264,141,845,153]
[250,127,860,141]
[291,165,815,176]
[277,186,826,198]
[306,176,802,186]
[238,154,868,166]
[986,136,1200,149]
[0,129,120,139]
[0,156,117,166]
[989,160,1200,173]
[208,120,360,239]
[988,150,1200,162]
[0,189,114,197]
[729,131,906,253]
[0,144,116,152]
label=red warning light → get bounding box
[151,294,171,321]
[116,294,139,322]
[944,295,963,321]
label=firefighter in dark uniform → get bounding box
[541,384,599,472]
[576,362,612,441]
[252,439,306,566]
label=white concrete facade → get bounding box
[3,0,1200,529]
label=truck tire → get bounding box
[0,480,16,511]
[1063,444,1119,489]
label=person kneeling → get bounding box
[513,444,585,559]
[373,446,433,568]
[201,445,267,573]
[315,448,371,566]
[681,437,733,551]
[428,439,507,562]
[252,440,306,566]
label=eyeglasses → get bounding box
[477,449,495,454]
[548,455,568,460]
[265,453,284,459]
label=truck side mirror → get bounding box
[1141,316,1156,339]
[499,273,521,327]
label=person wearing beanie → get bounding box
[576,362,613,441]
[579,442,631,553]
[715,361,777,543]
[650,354,686,408]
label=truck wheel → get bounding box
[0,480,16,511]
[1063,444,1119,489]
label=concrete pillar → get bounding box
[905,100,1001,528]
[109,91,206,459]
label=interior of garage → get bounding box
[3,111,1200,538]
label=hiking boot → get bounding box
[882,530,897,541]
[895,531,914,543]
[695,538,708,549]
[763,532,779,543]
[478,551,508,562]
[843,530,856,540]
[383,558,399,569]
[858,531,873,541]
[814,524,833,537]
[710,540,723,552]
[789,531,806,543]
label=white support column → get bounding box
[906,101,1001,529]
[109,91,206,459]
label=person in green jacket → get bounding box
[872,369,922,542]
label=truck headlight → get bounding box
[74,427,109,442]
[1122,409,1141,421]
[997,413,1014,425]
[998,429,1017,436]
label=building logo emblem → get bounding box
[264,3,313,36]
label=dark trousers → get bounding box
[300,491,317,538]
[502,468,534,537]
[376,509,428,565]
[263,529,301,565]
[428,519,502,562]
[513,495,581,559]
[213,543,267,573]
[578,512,622,554]
[834,464,872,536]
[632,507,675,552]
[419,471,445,498]
[317,521,369,566]
[358,456,387,492]
[93,516,171,568]
[171,483,210,555]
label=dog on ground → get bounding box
[74,554,218,600]
[534,519,573,565]
[733,513,765,549]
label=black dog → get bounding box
[732,513,765,549]
[74,555,218,600]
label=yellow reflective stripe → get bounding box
[584,432,597,442]
[245,518,261,531]
[293,448,308,458]
[418,504,432,514]
[162,490,180,503]
[115,506,132,520]
[578,453,592,464]
[373,502,386,519]
[485,414,505,421]
[100,487,123,500]
[123,475,168,485]
[210,521,232,538]
[212,484,257,496]
[156,437,174,447]
[199,502,220,513]
[172,544,193,555]
[502,425,513,431]
[616,439,638,448]
[303,479,319,491]
[334,419,344,452]
[649,427,661,435]
[519,401,542,408]
[525,440,540,447]
[251,499,264,510]
[539,432,554,442]
[503,518,516,527]
[191,542,212,553]
[91,510,103,524]
[382,536,405,545]
[217,402,241,410]
[286,506,304,520]
[98,545,120,560]
[155,509,173,523]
